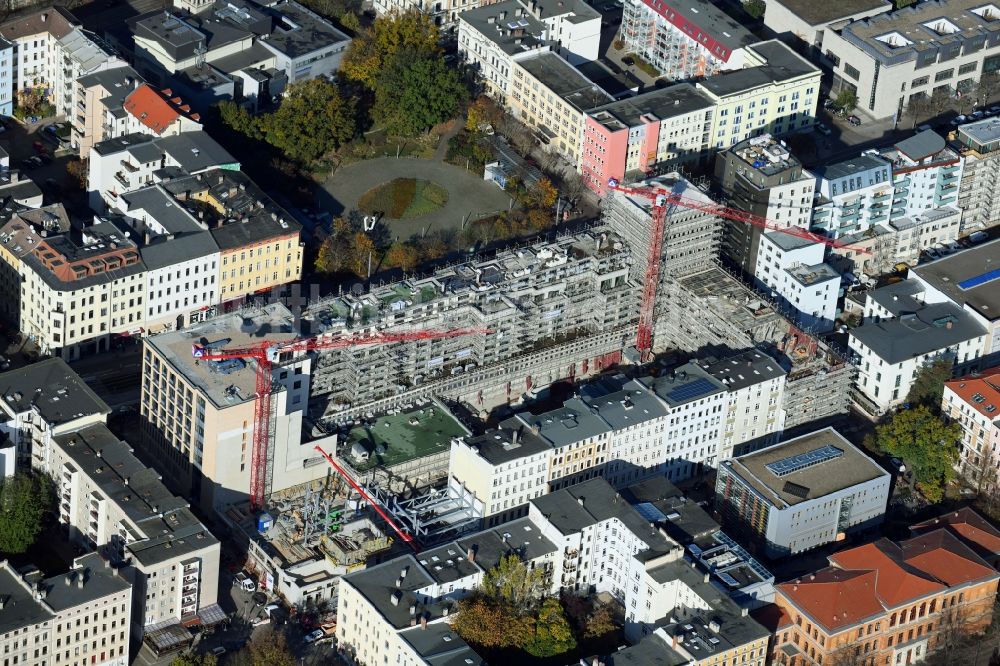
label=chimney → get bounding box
[467,547,475,563]
[395,577,403,587]
[0,595,5,610]
[511,429,519,447]
[409,604,416,616]
[400,568,408,579]
[64,574,72,586]
[77,574,85,589]
[946,320,953,329]
[577,496,585,506]
[420,616,428,630]
[741,607,749,617]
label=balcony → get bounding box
[114,172,130,188]
[119,160,139,173]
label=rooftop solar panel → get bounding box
[959,267,1000,290]
[718,572,741,588]
[635,502,667,523]
[666,377,719,403]
[765,444,844,477]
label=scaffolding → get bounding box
[368,482,481,547]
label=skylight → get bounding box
[875,32,914,48]
[922,18,960,35]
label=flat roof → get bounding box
[645,0,755,52]
[258,0,350,59]
[697,41,819,98]
[767,0,889,25]
[515,51,612,112]
[462,416,553,465]
[787,262,839,286]
[0,358,109,425]
[958,117,1000,149]
[517,397,611,448]
[699,349,785,391]
[145,302,299,409]
[819,154,890,182]
[398,623,485,666]
[727,427,888,508]
[460,0,548,56]
[644,363,727,408]
[912,239,1000,322]
[0,563,52,633]
[587,82,712,131]
[343,401,470,471]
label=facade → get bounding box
[762,0,890,56]
[508,51,611,167]
[766,531,1000,666]
[715,134,816,277]
[820,0,1000,121]
[582,41,821,195]
[850,280,988,414]
[0,204,71,329]
[755,232,839,332]
[0,553,132,666]
[716,427,891,558]
[47,423,222,637]
[942,369,1000,489]
[954,116,1000,231]
[620,0,755,80]
[812,154,893,239]
[73,67,144,154]
[121,84,202,138]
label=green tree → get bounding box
[217,100,261,138]
[342,10,440,88]
[258,79,356,163]
[170,654,217,666]
[384,242,420,272]
[524,598,576,657]
[835,90,858,112]
[481,554,546,607]
[341,11,361,33]
[743,0,766,18]
[870,405,962,502]
[0,472,53,554]
[905,358,954,410]
[232,628,295,666]
[584,604,617,639]
[451,594,534,649]
[373,51,468,136]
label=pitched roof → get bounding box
[777,568,884,631]
[911,507,1000,560]
[900,530,997,587]
[829,540,944,608]
[124,84,190,135]
[944,369,1000,419]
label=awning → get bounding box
[143,622,192,654]
[198,604,227,627]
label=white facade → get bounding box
[812,155,893,239]
[143,253,220,331]
[942,372,1000,487]
[755,233,839,332]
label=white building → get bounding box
[942,369,1000,488]
[716,427,891,558]
[849,280,988,415]
[755,232,839,332]
[812,154,893,239]
[954,117,1000,232]
[877,130,962,221]
[762,0,890,57]
[0,553,132,666]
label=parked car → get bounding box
[951,114,969,126]
[823,98,837,109]
[211,647,226,657]
[969,230,989,244]
[304,629,325,644]
[233,572,256,592]
[972,110,986,120]
[848,115,862,126]
[815,123,832,136]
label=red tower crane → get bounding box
[191,327,487,514]
[606,178,870,358]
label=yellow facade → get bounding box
[218,234,303,302]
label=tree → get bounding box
[906,94,932,128]
[584,604,617,639]
[170,654,218,666]
[65,158,87,190]
[526,178,558,210]
[384,242,420,272]
[259,79,356,163]
[218,100,261,138]
[341,11,361,33]
[977,71,1000,107]
[341,10,440,88]
[315,217,356,274]
[466,95,503,133]
[351,232,377,278]
[0,472,53,554]
[835,90,858,113]
[869,405,962,502]
[906,358,953,410]
[929,87,954,116]
[373,51,468,136]
[524,598,576,657]
[232,628,295,666]
[451,594,534,649]
[743,0,766,18]
[480,554,546,607]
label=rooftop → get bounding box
[787,262,840,286]
[819,154,891,182]
[0,6,77,42]
[643,363,728,408]
[461,416,553,466]
[943,368,1000,420]
[398,623,485,666]
[729,133,801,178]
[587,82,712,131]
[910,506,1000,561]
[727,427,889,508]
[912,239,1000,322]
[92,132,237,174]
[460,0,549,56]
[0,358,109,425]
[766,0,890,26]
[0,562,52,634]
[697,41,819,99]
[621,476,719,545]
[145,302,299,409]
[517,397,612,448]
[342,400,470,472]
[637,0,754,53]
[957,116,1000,152]
[257,0,350,59]
[515,51,612,112]
[124,84,199,135]
[699,349,786,392]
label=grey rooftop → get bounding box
[912,239,1000,323]
[0,357,109,425]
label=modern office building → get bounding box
[762,0,890,56]
[620,0,756,80]
[716,427,891,558]
[766,531,1000,666]
[819,0,1000,121]
[0,553,133,666]
[850,280,988,414]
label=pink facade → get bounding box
[581,115,660,196]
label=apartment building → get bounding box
[765,531,1000,666]
[140,303,335,512]
[716,427,891,558]
[121,84,202,138]
[338,478,770,664]
[130,0,349,109]
[581,83,715,194]
[73,67,144,154]
[755,233,839,332]
[582,40,820,195]
[508,51,611,167]
[0,7,127,119]
[620,0,755,80]
[47,423,221,638]
[821,0,1000,121]
[88,132,239,212]
[0,203,72,328]
[850,280,988,414]
[812,154,893,239]
[715,134,816,277]
[0,552,132,666]
[942,369,1000,488]
[954,116,1000,231]
[449,349,786,525]
[17,220,146,360]
[0,357,109,470]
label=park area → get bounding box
[357,177,449,219]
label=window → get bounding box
[912,75,930,87]
[935,68,954,82]
[844,63,861,80]
[959,62,978,75]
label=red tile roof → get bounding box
[751,603,794,632]
[777,569,884,631]
[123,84,184,135]
[912,507,1000,560]
[830,540,944,608]
[901,530,997,586]
[944,368,1000,418]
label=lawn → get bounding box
[357,178,449,219]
